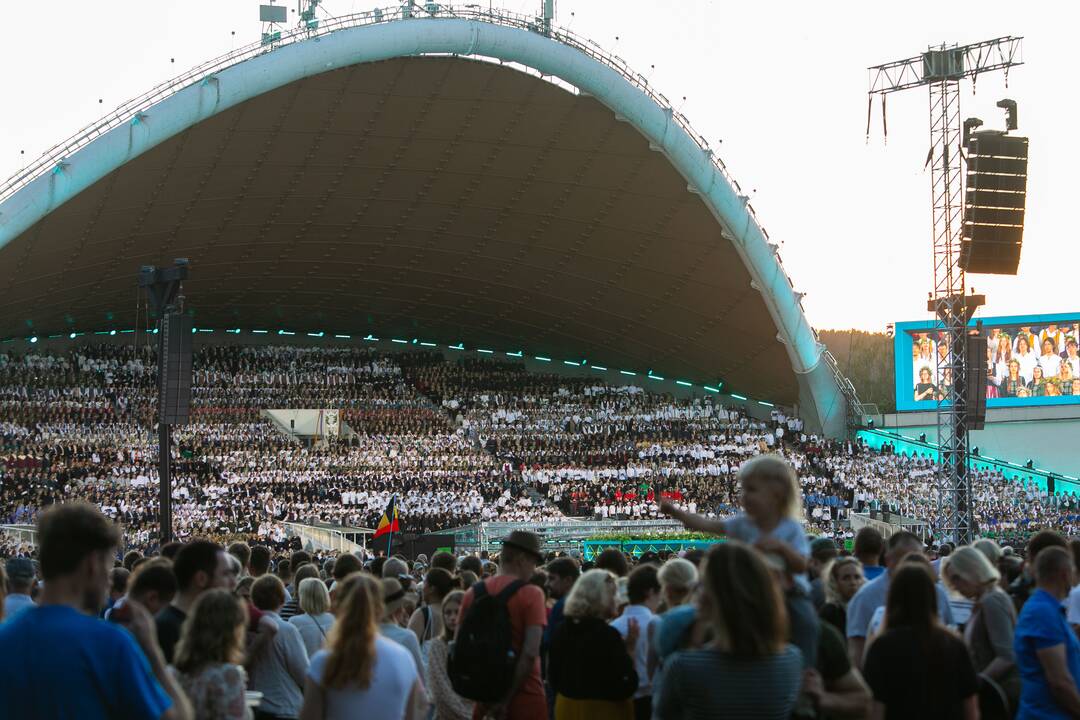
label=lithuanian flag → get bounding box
[373,495,400,539]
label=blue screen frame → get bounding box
[894,311,1080,412]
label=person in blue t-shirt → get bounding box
[1015,546,1080,719]
[0,502,192,720]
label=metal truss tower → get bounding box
[868,37,1022,544]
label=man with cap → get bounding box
[458,530,548,720]
[3,558,36,621]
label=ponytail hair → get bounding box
[322,573,381,689]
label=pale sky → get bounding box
[1,1,1073,331]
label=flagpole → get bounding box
[386,493,396,558]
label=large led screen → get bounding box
[894,313,1080,412]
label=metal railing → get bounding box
[0,3,773,244]
[0,524,39,548]
[283,520,371,553]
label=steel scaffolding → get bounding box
[868,37,1022,544]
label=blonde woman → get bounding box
[425,589,474,720]
[300,573,427,720]
[944,546,1019,710]
[657,558,698,611]
[548,569,638,720]
[289,577,335,657]
[818,557,864,635]
[170,588,252,720]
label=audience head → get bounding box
[122,550,143,572]
[431,552,456,573]
[109,567,130,600]
[595,548,629,578]
[943,546,1000,600]
[626,563,661,610]
[227,541,251,575]
[884,562,939,632]
[249,545,271,577]
[1035,546,1074,599]
[499,531,544,580]
[250,574,287,612]
[160,542,182,561]
[381,578,408,625]
[276,559,292,584]
[298,577,331,616]
[737,454,801,520]
[884,531,924,570]
[458,555,483,577]
[422,568,455,605]
[853,527,884,565]
[700,542,787,658]
[809,538,838,576]
[544,558,580,601]
[458,570,479,589]
[1026,530,1067,566]
[235,576,255,602]
[824,556,864,606]
[972,538,1003,566]
[37,502,121,613]
[382,557,408,580]
[658,558,698,609]
[290,551,312,573]
[294,562,321,591]
[323,573,382,690]
[173,588,246,674]
[332,554,363,582]
[564,569,619,620]
[127,559,177,615]
[5,557,35,596]
[442,589,466,640]
[173,540,229,597]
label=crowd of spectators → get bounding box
[2,342,1078,560]
[6,454,1080,719]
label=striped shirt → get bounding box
[655,645,802,720]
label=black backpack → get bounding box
[448,579,525,702]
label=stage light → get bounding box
[29,336,37,343]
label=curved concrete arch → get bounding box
[0,17,845,435]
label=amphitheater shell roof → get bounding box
[0,8,845,435]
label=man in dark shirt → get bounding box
[155,540,232,662]
[542,557,580,716]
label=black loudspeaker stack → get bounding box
[159,312,193,425]
[961,131,1028,275]
[966,334,988,431]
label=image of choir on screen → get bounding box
[911,321,1080,402]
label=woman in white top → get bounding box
[170,588,253,720]
[300,573,428,720]
[289,577,335,658]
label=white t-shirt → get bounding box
[1066,584,1080,626]
[308,637,418,720]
